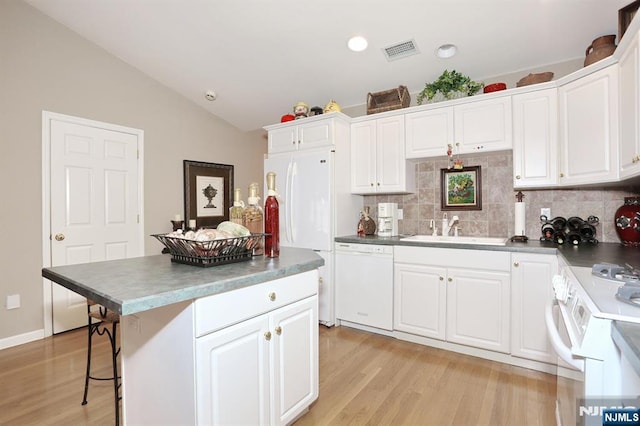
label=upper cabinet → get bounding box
[454,96,513,153]
[265,113,350,154]
[351,115,415,194]
[558,64,619,186]
[405,96,512,159]
[619,30,640,180]
[405,107,454,158]
[512,88,558,188]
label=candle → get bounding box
[189,219,196,229]
[174,214,182,221]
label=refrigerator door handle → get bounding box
[285,160,293,243]
[290,161,297,243]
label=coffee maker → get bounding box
[377,203,399,237]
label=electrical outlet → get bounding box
[541,208,551,220]
[6,294,20,310]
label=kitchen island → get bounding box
[42,247,324,425]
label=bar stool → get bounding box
[81,299,121,425]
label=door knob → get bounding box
[264,331,272,341]
[513,262,520,267]
[268,292,276,301]
[54,233,65,241]
[275,326,282,335]
[515,175,521,179]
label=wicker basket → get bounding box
[367,85,410,115]
[152,233,265,267]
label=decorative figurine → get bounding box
[324,99,341,113]
[293,101,309,119]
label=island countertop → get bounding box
[42,247,324,316]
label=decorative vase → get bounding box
[584,35,617,67]
[615,197,640,247]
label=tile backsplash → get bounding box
[363,151,640,243]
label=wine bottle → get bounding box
[264,172,280,258]
[553,230,566,245]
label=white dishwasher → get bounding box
[335,242,394,330]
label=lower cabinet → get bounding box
[196,296,318,425]
[121,270,319,426]
[510,252,558,364]
[394,246,511,353]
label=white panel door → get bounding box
[49,118,141,333]
[271,296,318,426]
[196,314,271,425]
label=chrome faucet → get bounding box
[442,215,460,236]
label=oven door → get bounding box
[545,298,585,426]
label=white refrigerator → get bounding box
[264,147,362,326]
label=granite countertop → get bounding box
[612,321,640,377]
[335,235,640,268]
[42,247,324,316]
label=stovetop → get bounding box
[592,263,640,284]
[592,263,640,308]
[566,265,640,324]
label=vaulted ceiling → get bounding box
[26,0,630,131]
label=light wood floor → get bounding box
[0,325,556,425]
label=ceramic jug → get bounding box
[584,35,616,67]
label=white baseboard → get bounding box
[0,329,45,350]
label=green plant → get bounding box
[416,70,484,105]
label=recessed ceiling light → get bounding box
[348,36,368,52]
[436,44,457,59]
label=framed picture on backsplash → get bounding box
[440,166,482,211]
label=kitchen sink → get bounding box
[400,235,510,246]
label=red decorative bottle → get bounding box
[264,172,280,258]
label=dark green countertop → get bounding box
[335,234,640,268]
[42,247,324,316]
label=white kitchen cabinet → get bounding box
[394,263,446,340]
[265,112,350,154]
[619,29,640,179]
[405,107,454,158]
[122,270,319,426]
[510,252,558,364]
[196,296,318,426]
[454,96,513,154]
[404,96,512,159]
[512,88,559,188]
[351,115,415,194]
[558,64,619,185]
[394,246,511,353]
[446,267,511,353]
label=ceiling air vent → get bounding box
[383,39,420,61]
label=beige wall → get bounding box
[0,1,267,342]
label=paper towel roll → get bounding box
[514,202,526,236]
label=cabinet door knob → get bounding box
[513,262,520,267]
[515,175,521,180]
[559,173,564,178]
[54,233,65,241]
[275,326,282,335]
[370,183,374,187]
[264,331,272,341]
[268,292,276,301]
[439,276,444,281]
[447,277,452,282]
[377,182,380,186]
